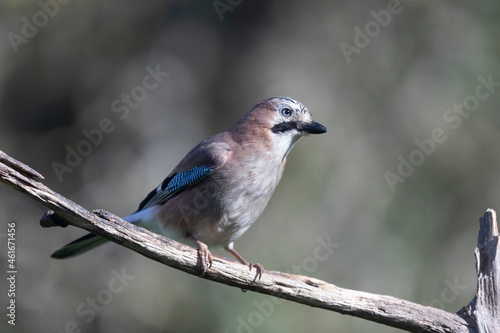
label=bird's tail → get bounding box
[51,233,108,259]
[51,208,158,259]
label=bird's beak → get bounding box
[297,121,327,134]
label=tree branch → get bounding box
[458,209,500,332]
[2,149,497,332]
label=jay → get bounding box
[51,96,327,277]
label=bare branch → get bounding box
[458,209,500,332]
[1,149,491,332]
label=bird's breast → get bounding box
[156,143,286,247]
[218,150,285,227]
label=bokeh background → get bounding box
[1,1,500,332]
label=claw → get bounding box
[249,262,264,280]
[187,234,213,276]
[226,247,264,280]
[197,241,213,277]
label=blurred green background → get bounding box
[1,0,499,332]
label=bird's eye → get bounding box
[281,108,293,117]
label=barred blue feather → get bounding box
[163,166,213,192]
[136,166,215,211]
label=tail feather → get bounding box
[51,233,108,259]
[50,208,158,259]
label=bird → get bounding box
[51,96,327,278]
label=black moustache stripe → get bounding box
[271,121,298,134]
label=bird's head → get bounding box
[230,96,327,158]
[264,96,327,136]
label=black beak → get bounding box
[297,121,327,134]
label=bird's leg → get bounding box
[226,248,264,280]
[187,234,213,276]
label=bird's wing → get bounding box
[51,135,234,259]
[135,136,233,212]
[52,165,217,259]
[136,165,214,211]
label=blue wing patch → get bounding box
[161,166,213,192]
[136,166,214,212]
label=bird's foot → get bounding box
[196,241,213,277]
[240,263,265,292]
[187,234,213,276]
[226,247,264,281]
[249,262,264,281]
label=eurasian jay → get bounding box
[51,96,327,277]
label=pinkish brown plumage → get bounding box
[51,97,327,278]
